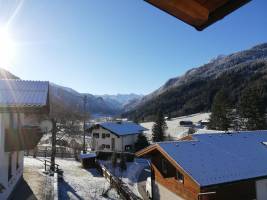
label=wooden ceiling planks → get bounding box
[145,0,251,30]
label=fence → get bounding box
[96,161,142,200]
[25,149,78,159]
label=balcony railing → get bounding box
[5,126,43,152]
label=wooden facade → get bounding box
[150,150,200,200]
[136,144,259,200]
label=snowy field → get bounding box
[141,112,222,140]
[99,158,149,199]
[56,158,121,200]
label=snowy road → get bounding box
[56,158,121,200]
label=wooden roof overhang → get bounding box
[145,0,251,30]
[5,126,43,152]
[0,105,50,114]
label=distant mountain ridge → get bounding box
[123,43,267,120]
[0,68,141,117]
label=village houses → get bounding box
[89,121,147,152]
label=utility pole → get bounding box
[83,95,87,154]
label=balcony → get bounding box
[5,126,43,152]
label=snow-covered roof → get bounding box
[0,79,49,108]
[159,131,267,187]
[80,153,96,159]
[96,122,147,136]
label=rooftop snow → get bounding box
[159,131,267,187]
[98,122,147,136]
[0,79,49,107]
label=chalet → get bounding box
[136,131,267,200]
[90,121,147,152]
[0,80,49,200]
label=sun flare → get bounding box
[0,27,15,67]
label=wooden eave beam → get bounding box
[197,0,251,30]
[146,0,209,27]
[145,0,251,31]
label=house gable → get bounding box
[137,144,200,200]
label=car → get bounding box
[146,177,152,199]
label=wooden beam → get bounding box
[145,0,209,27]
[197,0,251,30]
[145,0,251,31]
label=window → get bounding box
[106,134,110,138]
[102,134,105,139]
[93,133,99,138]
[125,145,132,151]
[161,159,168,175]
[102,144,110,149]
[8,153,12,181]
[176,170,184,183]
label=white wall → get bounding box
[0,113,24,200]
[91,127,139,152]
[256,179,267,200]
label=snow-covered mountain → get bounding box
[123,43,267,120]
[97,94,143,110]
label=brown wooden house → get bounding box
[145,0,251,30]
[136,131,267,200]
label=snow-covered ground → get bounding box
[141,112,222,140]
[99,158,149,199]
[56,158,121,200]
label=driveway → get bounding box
[137,167,151,200]
[12,157,52,200]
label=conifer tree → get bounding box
[152,110,167,142]
[208,90,231,131]
[134,134,149,152]
[238,86,266,130]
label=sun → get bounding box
[0,27,15,67]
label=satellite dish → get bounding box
[40,120,53,133]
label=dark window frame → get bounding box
[16,152,19,169]
[8,153,13,181]
[125,145,132,151]
[176,170,184,184]
[93,133,99,138]
[161,159,168,175]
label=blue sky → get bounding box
[1,0,267,95]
